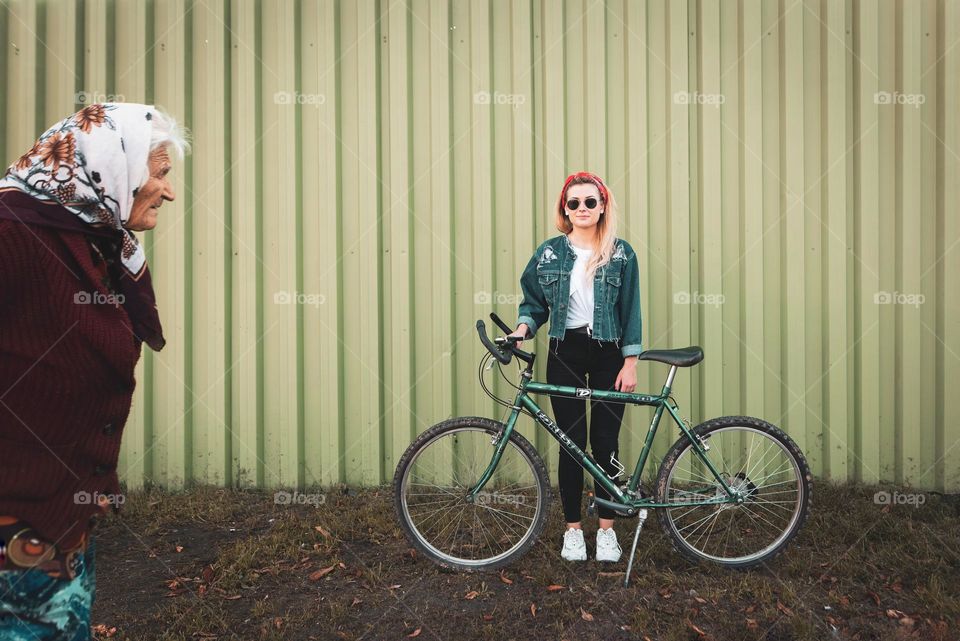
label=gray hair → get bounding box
[149,107,191,160]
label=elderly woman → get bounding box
[0,103,189,640]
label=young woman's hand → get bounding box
[507,324,530,349]
[615,359,638,393]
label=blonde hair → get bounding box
[554,171,619,279]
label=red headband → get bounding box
[559,171,610,206]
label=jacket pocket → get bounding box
[537,271,560,307]
[605,273,622,305]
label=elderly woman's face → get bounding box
[127,146,175,232]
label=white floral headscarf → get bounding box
[0,103,166,350]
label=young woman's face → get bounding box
[564,182,604,230]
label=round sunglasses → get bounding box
[565,196,600,211]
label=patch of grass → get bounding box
[92,480,960,641]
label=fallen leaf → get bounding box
[546,584,565,592]
[530,603,537,617]
[867,591,881,607]
[694,596,707,604]
[482,614,494,621]
[314,525,331,537]
[202,565,215,582]
[91,624,118,638]
[499,571,513,585]
[899,616,915,627]
[777,600,794,617]
[175,545,184,553]
[745,604,756,614]
[686,620,708,637]
[351,597,362,606]
[465,590,480,600]
[309,565,336,581]
[273,617,283,630]
[580,608,594,622]
[223,594,242,600]
[658,587,672,599]
[745,618,758,630]
[407,628,421,638]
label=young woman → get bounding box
[509,171,642,562]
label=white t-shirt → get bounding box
[565,246,594,333]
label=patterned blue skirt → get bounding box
[0,538,95,641]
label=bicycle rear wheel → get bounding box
[655,416,812,568]
[393,416,551,572]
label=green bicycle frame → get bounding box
[470,365,738,510]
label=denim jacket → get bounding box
[516,234,642,357]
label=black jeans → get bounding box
[546,327,626,522]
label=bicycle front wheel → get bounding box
[656,416,812,568]
[393,417,551,572]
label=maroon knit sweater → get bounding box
[0,218,142,549]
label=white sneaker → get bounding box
[561,527,587,561]
[595,527,622,562]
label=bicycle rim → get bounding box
[661,426,805,564]
[399,427,544,568]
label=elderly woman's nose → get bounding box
[163,182,176,201]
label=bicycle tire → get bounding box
[655,415,812,568]
[393,416,552,573]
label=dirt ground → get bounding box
[89,481,959,641]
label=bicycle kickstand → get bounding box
[623,508,649,588]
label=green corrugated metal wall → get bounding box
[1,0,958,492]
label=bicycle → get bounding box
[393,312,812,586]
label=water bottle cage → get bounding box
[609,452,627,479]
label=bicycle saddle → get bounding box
[637,346,704,367]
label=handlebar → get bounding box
[476,312,535,366]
